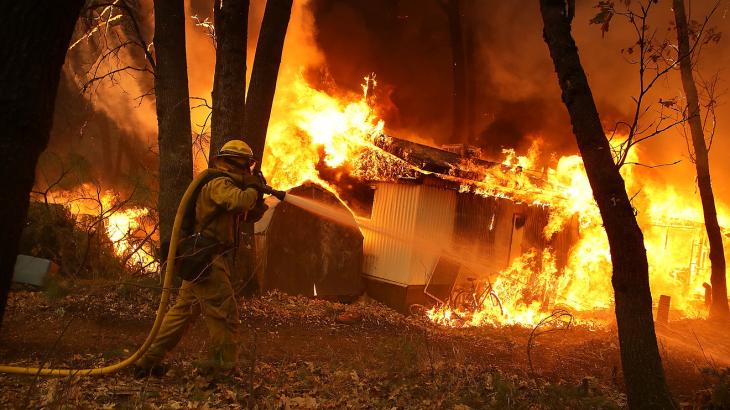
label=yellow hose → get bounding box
[0,170,212,376]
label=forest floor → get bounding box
[0,280,729,409]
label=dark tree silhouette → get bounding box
[673,0,728,321]
[0,1,85,328]
[154,0,194,245]
[243,0,293,161]
[441,0,468,144]
[539,0,675,408]
[209,0,250,158]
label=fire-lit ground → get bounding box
[1,287,728,409]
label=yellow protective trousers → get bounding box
[136,254,240,369]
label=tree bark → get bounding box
[154,0,194,247]
[539,1,675,408]
[673,0,729,321]
[209,0,250,159]
[0,1,84,329]
[444,0,468,144]
[243,0,293,161]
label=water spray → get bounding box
[281,193,500,277]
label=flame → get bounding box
[37,62,730,326]
[227,66,728,327]
[261,73,384,191]
[39,185,159,273]
[40,59,730,326]
[105,206,158,271]
[55,0,727,327]
[426,143,728,327]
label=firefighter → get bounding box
[133,140,270,378]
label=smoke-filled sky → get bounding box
[308,0,730,203]
[50,0,730,206]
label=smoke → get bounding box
[307,0,730,203]
[48,0,730,206]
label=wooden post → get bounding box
[656,295,671,326]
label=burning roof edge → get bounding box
[370,134,546,187]
[373,134,499,177]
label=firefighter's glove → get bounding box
[244,198,268,223]
[242,173,265,199]
[265,186,286,201]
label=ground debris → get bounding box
[1,288,728,408]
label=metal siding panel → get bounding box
[409,185,456,286]
[364,182,420,285]
[365,184,582,289]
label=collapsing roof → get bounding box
[353,134,551,202]
[373,135,499,179]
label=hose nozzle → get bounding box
[264,185,286,201]
[253,170,285,201]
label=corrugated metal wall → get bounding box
[452,194,516,278]
[363,183,420,285]
[363,183,456,286]
[365,182,580,289]
[408,185,456,285]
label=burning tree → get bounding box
[539,0,674,407]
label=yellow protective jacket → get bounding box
[194,169,259,247]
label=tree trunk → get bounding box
[463,0,478,145]
[243,0,293,161]
[154,0,194,248]
[444,0,467,144]
[0,1,84,329]
[673,0,729,321]
[539,1,675,408]
[209,0,250,159]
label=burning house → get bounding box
[356,135,579,313]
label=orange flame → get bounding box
[40,185,159,273]
[230,67,728,327]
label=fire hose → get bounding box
[0,170,286,377]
